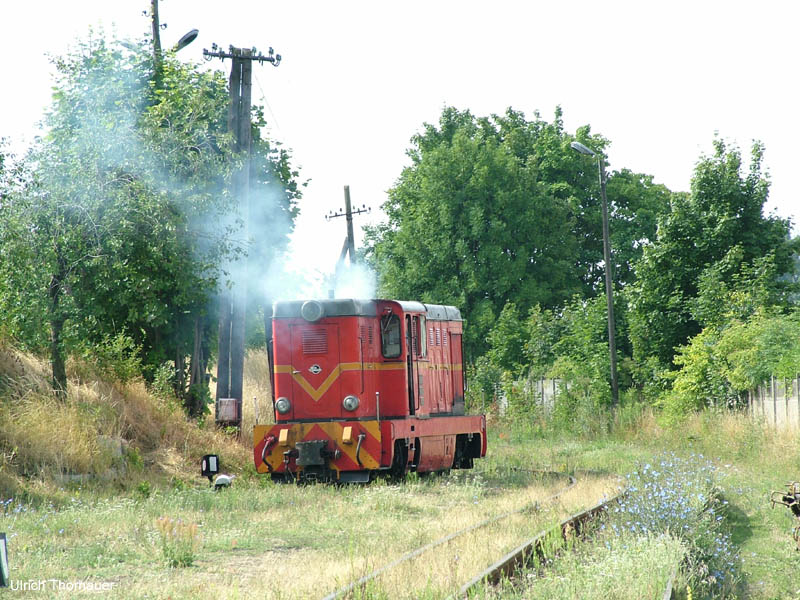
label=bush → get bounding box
[78,332,143,384]
[155,516,200,567]
[661,308,800,420]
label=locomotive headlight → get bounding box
[275,397,291,414]
[342,395,359,411]
[301,300,325,322]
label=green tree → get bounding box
[604,169,672,288]
[366,107,668,359]
[628,139,796,375]
[365,108,577,357]
[0,34,301,409]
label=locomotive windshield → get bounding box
[380,313,402,358]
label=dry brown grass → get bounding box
[208,349,274,447]
[86,476,616,599]
[149,473,620,600]
[0,343,250,499]
[362,473,619,599]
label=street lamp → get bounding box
[174,29,199,53]
[570,141,619,408]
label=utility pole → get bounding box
[326,186,370,298]
[326,185,370,264]
[150,0,162,64]
[598,155,619,408]
[570,141,619,408]
[149,0,164,85]
[205,44,281,429]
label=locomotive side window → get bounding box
[380,313,402,358]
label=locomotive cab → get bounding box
[253,299,486,482]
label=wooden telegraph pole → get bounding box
[204,44,281,429]
[326,186,371,297]
[326,185,371,264]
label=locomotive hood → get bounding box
[272,299,462,321]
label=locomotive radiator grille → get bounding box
[302,328,328,354]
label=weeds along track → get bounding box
[456,480,624,598]
[455,479,680,600]
[323,469,619,600]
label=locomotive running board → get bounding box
[339,471,370,483]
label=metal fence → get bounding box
[748,376,800,429]
[533,378,564,413]
[490,378,565,415]
[490,374,800,429]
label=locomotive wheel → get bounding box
[388,440,409,481]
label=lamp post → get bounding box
[570,141,619,408]
[150,0,199,83]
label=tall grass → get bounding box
[495,402,800,599]
[497,534,686,600]
[0,342,249,502]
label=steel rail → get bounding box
[321,469,577,600]
[662,563,679,600]
[455,486,625,598]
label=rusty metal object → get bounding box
[770,481,800,549]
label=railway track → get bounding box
[322,469,610,600]
[455,490,622,597]
[456,482,681,600]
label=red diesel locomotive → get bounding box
[253,299,486,483]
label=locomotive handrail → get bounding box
[355,433,366,467]
[321,469,577,600]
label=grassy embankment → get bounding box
[479,410,800,599]
[2,341,800,598]
[0,343,618,599]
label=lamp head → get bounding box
[570,141,596,157]
[175,29,199,52]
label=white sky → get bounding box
[2,1,798,292]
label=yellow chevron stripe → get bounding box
[333,420,381,469]
[254,422,382,473]
[274,361,461,403]
[275,362,403,402]
[297,365,340,402]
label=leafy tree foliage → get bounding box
[0,35,301,408]
[605,169,672,288]
[664,306,800,420]
[484,302,528,376]
[628,139,797,374]
[366,107,667,358]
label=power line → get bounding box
[253,72,283,136]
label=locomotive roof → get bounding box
[273,299,462,321]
